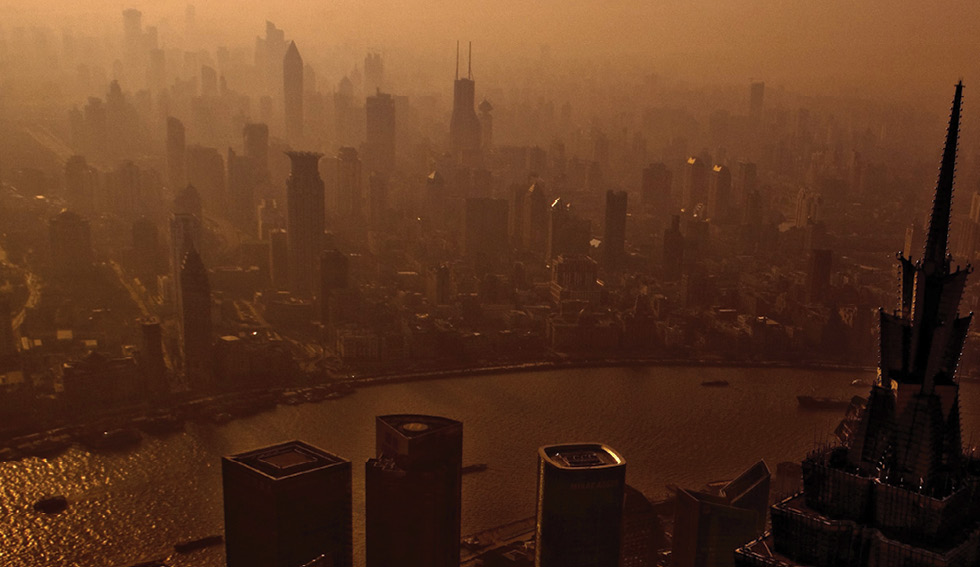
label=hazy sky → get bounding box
[3,0,979,101]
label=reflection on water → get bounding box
[4,365,976,567]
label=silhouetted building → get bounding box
[179,247,212,391]
[364,52,384,93]
[736,81,980,567]
[49,210,93,273]
[335,147,363,219]
[244,123,271,185]
[365,415,463,567]
[284,41,304,143]
[535,443,626,567]
[547,198,591,262]
[65,155,96,216]
[603,190,627,268]
[286,152,325,296]
[478,98,494,150]
[186,146,225,211]
[641,162,671,216]
[166,116,186,189]
[227,148,257,233]
[137,317,167,398]
[223,440,353,567]
[620,485,667,567]
[464,198,509,270]
[365,90,395,173]
[319,249,349,325]
[449,42,481,166]
[683,157,709,212]
[269,228,289,290]
[806,249,832,303]
[708,165,731,222]
[663,215,684,277]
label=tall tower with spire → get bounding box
[736,82,980,567]
[283,41,304,143]
[449,41,482,167]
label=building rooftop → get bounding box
[540,443,624,470]
[227,440,348,480]
[377,414,461,438]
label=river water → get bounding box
[3,365,977,567]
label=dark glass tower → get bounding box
[365,415,463,567]
[535,443,626,567]
[736,82,980,567]
[223,440,353,567]
[285,151,324,297]
[449,42,481,166]
[179,246,212,391]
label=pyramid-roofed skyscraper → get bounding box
[736,82,980,567]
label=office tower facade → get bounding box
[49,210,93,273]
[283,41,304,143]
[137,317,167,398]
[535,443,626,567]
[244,123,271,184]
[662,215,684,277]
[547,198,591,261]
[682,157,708,212]
[463,197,509,270]
[733,161,757,207]
[603,190,628,268]
[365,90,396,173]
[269,228,289,290]
[285,152,325,296]
[449,42,482,166]
[641,162,671,216]
[674,461,770,567]
[179,247,212,391]
[166,116,186,189]
[65,155,96,216]
[478,98,493,150]
[132,217,163,278]
[227,148,256,233]
[736,82,980,567]
[521,182,550,257]
[223,441,353,567]
[708,164,731,221]
[186,146,225,211]
[365,415,463,567]
[319,249,349,325]
[335,147,363,218]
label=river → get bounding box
[3,365,977,567]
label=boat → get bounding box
[701,380,730,387]
[797,395,852,410]
[33,495,68,514]
[462,463,489,475]
[81,428,142,451]
[174,535,223,554]
[850,379,870,387]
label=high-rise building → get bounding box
[641,162,671,216]
[736,81,980,567]
[733,161,757,207]
[166,116,186,189]
[365,415,463,567]
[335,147,363,218]
[547,198,591,261]
[244,123,270,185]
[319,249,349,325]
[682,157,708,212]
[463,198,509,270]
[223,440,353,567]
[283,41,304,143]
[535,443,626,567]
[65,155,96,216]
[179,246,212,391]
[662,215,684,278]
[478,98,493,150]
[186,146,225,211]
[227,149,256,233]
[285,152,325,296]
[673,461,770,567]
[365,90,395,173]
[708,164,731,222]
[806,249,832,303]
[603,190,628,269]
[449,42,481,166]
[269,228,289,290]
[49,210,93,273]
[137,317,167,398]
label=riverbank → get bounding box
[0,356,875,462]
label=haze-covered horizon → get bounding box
[2,0,978,103]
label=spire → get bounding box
[468,41,472,79]
[924,81,964,267]
[455,40,459,80]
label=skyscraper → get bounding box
[640,162,671,216]
[227,148,256,233]
[449,42,481,166]
[319,249,349,326]
[283,41,304,143]
[244,123,270,185]
[179,246,212,391]
[65,155,96,216]
[708,164,731,221]
[49,210,93,274]
[166,116,186,189]
[603,190,628,269]
[335,147,363,219]
[223,440,353,567]
[535,443,626,567]
[285,151,325,296]
[365,415,463,567]
[365,90,395,173]
[736,81,980,567]
[478,98,493,150]
[682,157,708,212]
